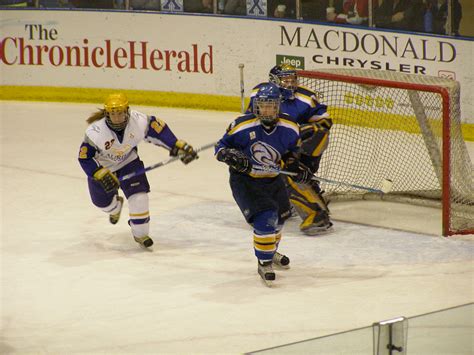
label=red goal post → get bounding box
[297,68,473,236]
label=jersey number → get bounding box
[151,118,166,134]
[79,146,88,159]
[105,139,115,150]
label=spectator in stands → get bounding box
[301,0,328,21]
[38,0,71,6]
[301,0,344,22]
[58,0,74,6]
[184,0,212,13]
[375,0,420,31]
[427,0,462,36]
[338,0,379,26]
[114,0,124,8]
[0,0,34,6]
[268,0,296,19]
[70,0,114,8]
[224,0,246,15]
[130,0,160,10]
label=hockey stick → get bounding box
[119,141,217,182]
[239,63,245,114]
[253,164,393,194]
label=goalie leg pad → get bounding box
[299,210,333,236]
[286,177,332,235]
[286,177,329,220]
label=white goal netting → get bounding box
[299,69,474,235]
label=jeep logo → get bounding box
[276,55,304,69]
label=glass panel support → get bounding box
[373,317,408,355]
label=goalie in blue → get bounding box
[247,64,333,236]
[215,83,312,285]
[78,93,198,249]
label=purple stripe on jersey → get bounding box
[78,142,100,177]
[129,217,150,225]
[146,116,178,149]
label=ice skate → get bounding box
[109,196,123,225]
[134,235,154,248]
[272,251,290,269]
[300,210,333,236]
[289,205,298,218]
[258,260,275,286]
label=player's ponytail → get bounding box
[86,109,106,124]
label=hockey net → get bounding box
[298,69,474,236]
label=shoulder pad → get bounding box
[279,112,295,122]
[278,116,300,135]
[226,113,258,133]
[250,82,267,95]
[86,118,105,135]
[129,109,148,121]
[253,82,267,89]
[236,113,256,123]
[296,85,316,97]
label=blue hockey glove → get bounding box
[284,155,313,184]
[293,165,313,184]
[216,148,251,174]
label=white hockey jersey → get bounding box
[79,110,178,175]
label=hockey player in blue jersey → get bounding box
[247,64,333,236]
[78,93,198,248]
[215,83,313,285]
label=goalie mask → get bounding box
[104,93,130,131]
[253,83,281,129]
[269,64,298,100]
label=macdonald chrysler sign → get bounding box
[279,26,458,75]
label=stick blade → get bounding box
[381,179,394,193]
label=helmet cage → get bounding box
[254,97,281,128]
[269,65,298,99]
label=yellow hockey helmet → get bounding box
[104,93,129,114]
[104,93,129,131]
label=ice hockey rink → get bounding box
[1,101,473,354]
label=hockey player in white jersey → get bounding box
[78,93,198,248]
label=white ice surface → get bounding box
[1,102,473,354]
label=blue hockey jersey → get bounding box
[215,113,300,179]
